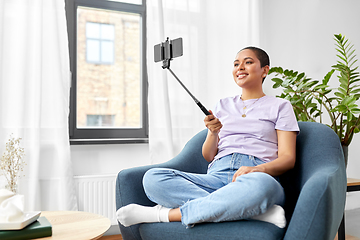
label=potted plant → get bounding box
[269,34,360,166]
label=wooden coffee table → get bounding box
[40,211,111,240]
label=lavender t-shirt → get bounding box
[213,95,299,162]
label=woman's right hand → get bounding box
[202,110,222,162]
[204,110,222,135]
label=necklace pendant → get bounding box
[242,114,246,118]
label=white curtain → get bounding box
[0,0,77,211]
[147,0,261,164]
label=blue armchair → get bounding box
[116,122,346,240]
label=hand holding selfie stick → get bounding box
[154,38,211,116]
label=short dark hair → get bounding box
[240,46,270,68]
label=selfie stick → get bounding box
[157,38,211,116]
[166,67,211,116]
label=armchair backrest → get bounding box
[280,122,346,239]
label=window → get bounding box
[86,22,115,64]
[87,114,115,126]
[65,0,147,144]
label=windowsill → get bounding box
[70,138,148,145]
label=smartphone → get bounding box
[154,38,183,62]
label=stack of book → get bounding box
[0,217,52,240]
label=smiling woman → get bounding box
[117,47,299,228]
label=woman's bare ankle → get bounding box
[168,208,182,222]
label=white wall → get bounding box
[71,143,150,176]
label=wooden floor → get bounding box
[334,233,360,240]
[99,235,123,240]
[99,234,360,240]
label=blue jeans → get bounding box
[143,153,285,226]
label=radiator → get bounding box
[74,174,117,225]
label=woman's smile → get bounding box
[236,72,248,80]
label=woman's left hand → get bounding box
[232,165,266,182]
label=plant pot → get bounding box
[342,145,348,168]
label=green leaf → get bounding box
[323,89,332,95]
[297,79,312,90]
[351,108,360,114]
[342,96,356,105]
[335,104,348,113]
[314,84,328,90]
[339,84,349,92]
[323,69,335,85]
[296,72,305,81]
[350,59,358,68]
[284,88,295,94]
[271,77,283,84]
[338,87,347,96]
[273,82,281,89]
[336,54,347,64]
[335,34,343,41]
[350,88,360,94]
[269,67,283,75]
[334,92,345,98]
[348,104,358,110]
[284,69,291,76]
[354,94,360,99]
[354,127,360,134]
[350,78,360,84]
[328,97,338,102]
[310,106,320,115]
[315,98,323,105]
[338,76,349,85]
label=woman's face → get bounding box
[232,49,269,89]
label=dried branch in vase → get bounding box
[0,134,26,193]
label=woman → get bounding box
[117,47,299,228]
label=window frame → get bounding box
[65,0,148,144]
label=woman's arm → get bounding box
[232,130,297,181]
[260,130,297,176]
[202,111,222,162]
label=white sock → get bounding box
[250,205,286,228]
[116,204,171,227]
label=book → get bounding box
[0,217,52,240]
